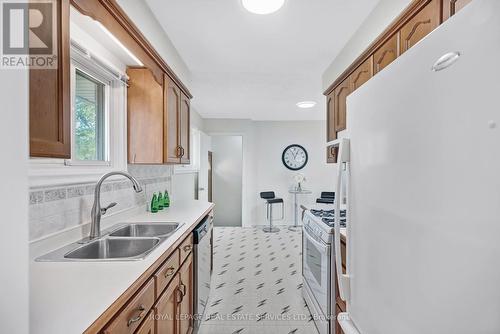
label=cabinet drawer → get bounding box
[154,249,180,297]
[103,278,155,334]
[179,234,193,264]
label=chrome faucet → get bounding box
[89,171,143,240]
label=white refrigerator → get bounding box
[331,0,500,333]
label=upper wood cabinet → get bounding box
[180,93,191,165]
[164,74,182,164]
[373,34,399,75]
[443,0,472,21]
[127,69,191,165]
[400,0,440,54]
[326,92,337,164]
[350,56,373,91]
[323,0,476,163]
[127,68,164,164]
[30,0,71,158]
[334,79,350,133]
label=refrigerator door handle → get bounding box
[334,138,351,302]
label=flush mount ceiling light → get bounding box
[242,0,285,15]
[296,101,317,109]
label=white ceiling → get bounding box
[145,0,380,121]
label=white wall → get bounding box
[205,119,335,227]
[211,136,243,227]
[0,70,29,332]
[116,0,192,88]
[322,0,412,90]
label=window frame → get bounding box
[29,42,128,187]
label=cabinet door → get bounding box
[178,254,194,334]
[135,311,155,334]
[400,0,440,54]
[334,79,350,132]
[326,92,337,163]
[127,68,164,164]
[443,0,472,21]
[155,275,180,334]
[373,34,399,75]
[30,0,71,158]
[164,75,181,164]
[350,56,373,92]
[180,93,191,164]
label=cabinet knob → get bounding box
[183,245,192,252]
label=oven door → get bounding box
[303,225,331,316]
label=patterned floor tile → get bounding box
[198,227,318,334]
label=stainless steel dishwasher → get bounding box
[193,214,213,332]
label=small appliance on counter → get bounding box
[193,214,213,333]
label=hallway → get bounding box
[199,227,318,334]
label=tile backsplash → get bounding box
[29,165,173,241]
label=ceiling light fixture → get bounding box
[242,0,285,15]
[296,101,317,109]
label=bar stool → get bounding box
[260,191,284,233]
[316,191,335,204]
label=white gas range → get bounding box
[302,206,346,334]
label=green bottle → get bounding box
[164,190,170,208]
[151,193,159,213]
[157,192,164,210]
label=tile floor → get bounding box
[198,226,318,334]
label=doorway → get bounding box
[211,135,243,227]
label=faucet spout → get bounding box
[89,171,143,240]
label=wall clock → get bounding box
[282,144,308,170]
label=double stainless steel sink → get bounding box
[37,222,183,262]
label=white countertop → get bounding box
[30,200,213,334]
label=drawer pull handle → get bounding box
[180,282,187,296]
[127,304,146,327]
[183,245,192,252]
[164,266,175,278]
[176,287,184,303]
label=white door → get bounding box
[198,131,211,202]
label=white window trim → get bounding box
[29,42,128,188]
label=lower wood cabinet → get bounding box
[88,222,207,334]
[155,275,180,333]
[136,311,156,334]
[103,278,155,334]
[178,254,194,334]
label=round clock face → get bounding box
[282,144,308,170]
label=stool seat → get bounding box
[267,198,283,204]
[316,198,334,204]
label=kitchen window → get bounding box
[29,41,128,187]
[74,69,107,162]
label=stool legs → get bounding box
[263,202,280,233]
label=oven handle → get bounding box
[334,138,350,302]
[303,225,330,252]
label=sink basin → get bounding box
[64,237,160,260]
[109,223,181,238]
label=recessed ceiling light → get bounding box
[242,0,285,15]
[296,101,317,109]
